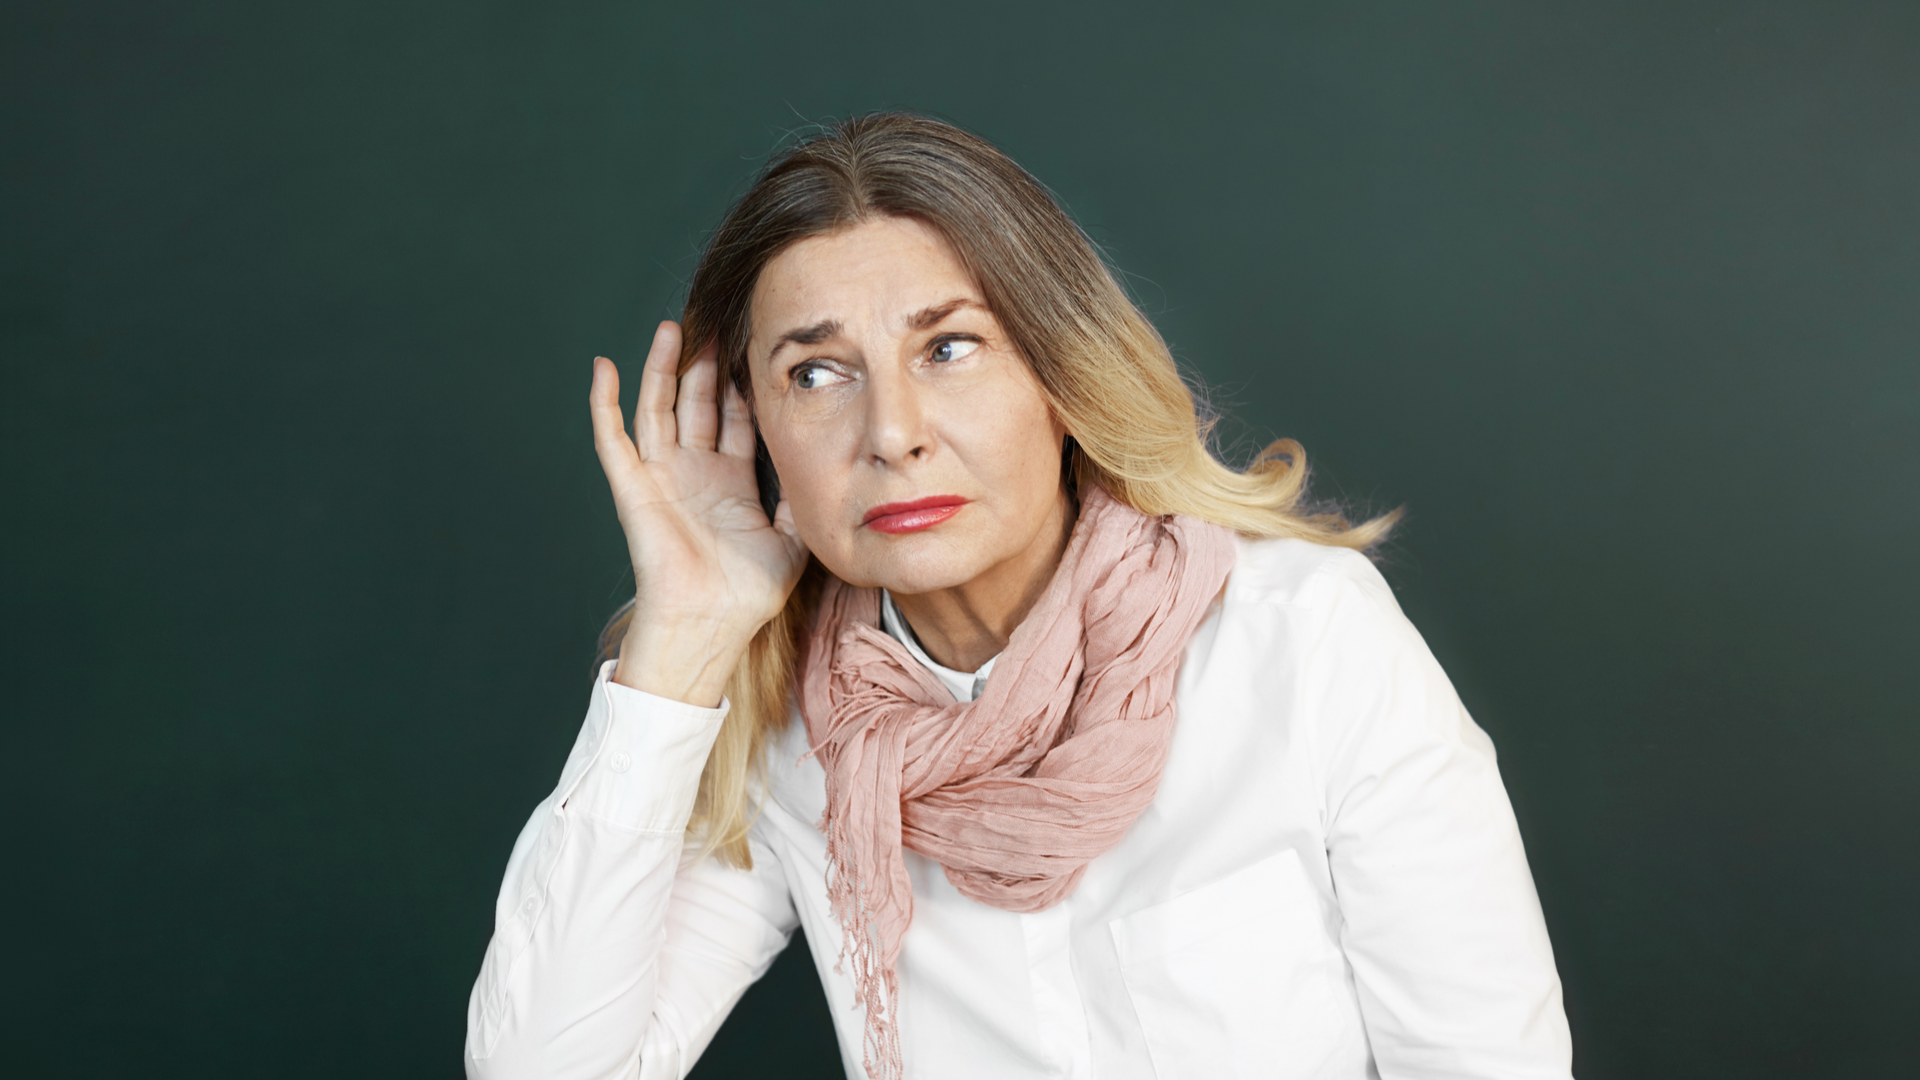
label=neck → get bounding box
[891,487,1076,673]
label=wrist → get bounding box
[612,614,759,708]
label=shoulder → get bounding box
[1222,534,1400,620]
[1219,536,1483,761]
[1182,534,1424,710]
[1212,534,1435,703]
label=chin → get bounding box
[827,532,991,595]
[868,565,980,597]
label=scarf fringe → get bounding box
[823,836,906,1080]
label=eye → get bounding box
[929,337,981,364]
[790,361,849,390]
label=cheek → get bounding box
[966,388,1062,496]
[759,424,850,545]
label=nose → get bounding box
[861,365,932,468]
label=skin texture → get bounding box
[587,216,1072,704]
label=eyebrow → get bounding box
[763,298,983,365]
[766,318,844,365]
[906,297,980,331]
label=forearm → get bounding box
[468,815,686,1079]
[465,665,729,1079]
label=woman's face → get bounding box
[747,215,1070,596]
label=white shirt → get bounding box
[465,537,1573,1079]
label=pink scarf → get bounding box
[799,486,1236,1078]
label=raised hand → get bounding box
[589,321,809,706]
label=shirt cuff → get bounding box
[556,660,731,833]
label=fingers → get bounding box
[589,356,640,484]
[634,321,681,459]
[718,376,756,459]
[675,341,721,450]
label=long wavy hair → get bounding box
[599,113,1399,868]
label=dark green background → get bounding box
[4,1,1916,1076]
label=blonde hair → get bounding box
[599,113,1399,867]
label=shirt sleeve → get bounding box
[1304,555,1574,1080]
[465,661,801,1080]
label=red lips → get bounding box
[862,495,969,534]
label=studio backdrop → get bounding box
[2,1,1916,1077]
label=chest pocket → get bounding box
[1108,848,1352,1079]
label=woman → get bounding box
[465,113,1572,1080]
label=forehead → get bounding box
[749,217,981,338]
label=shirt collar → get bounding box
[878,589,997,703]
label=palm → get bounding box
[590,323,807,638]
